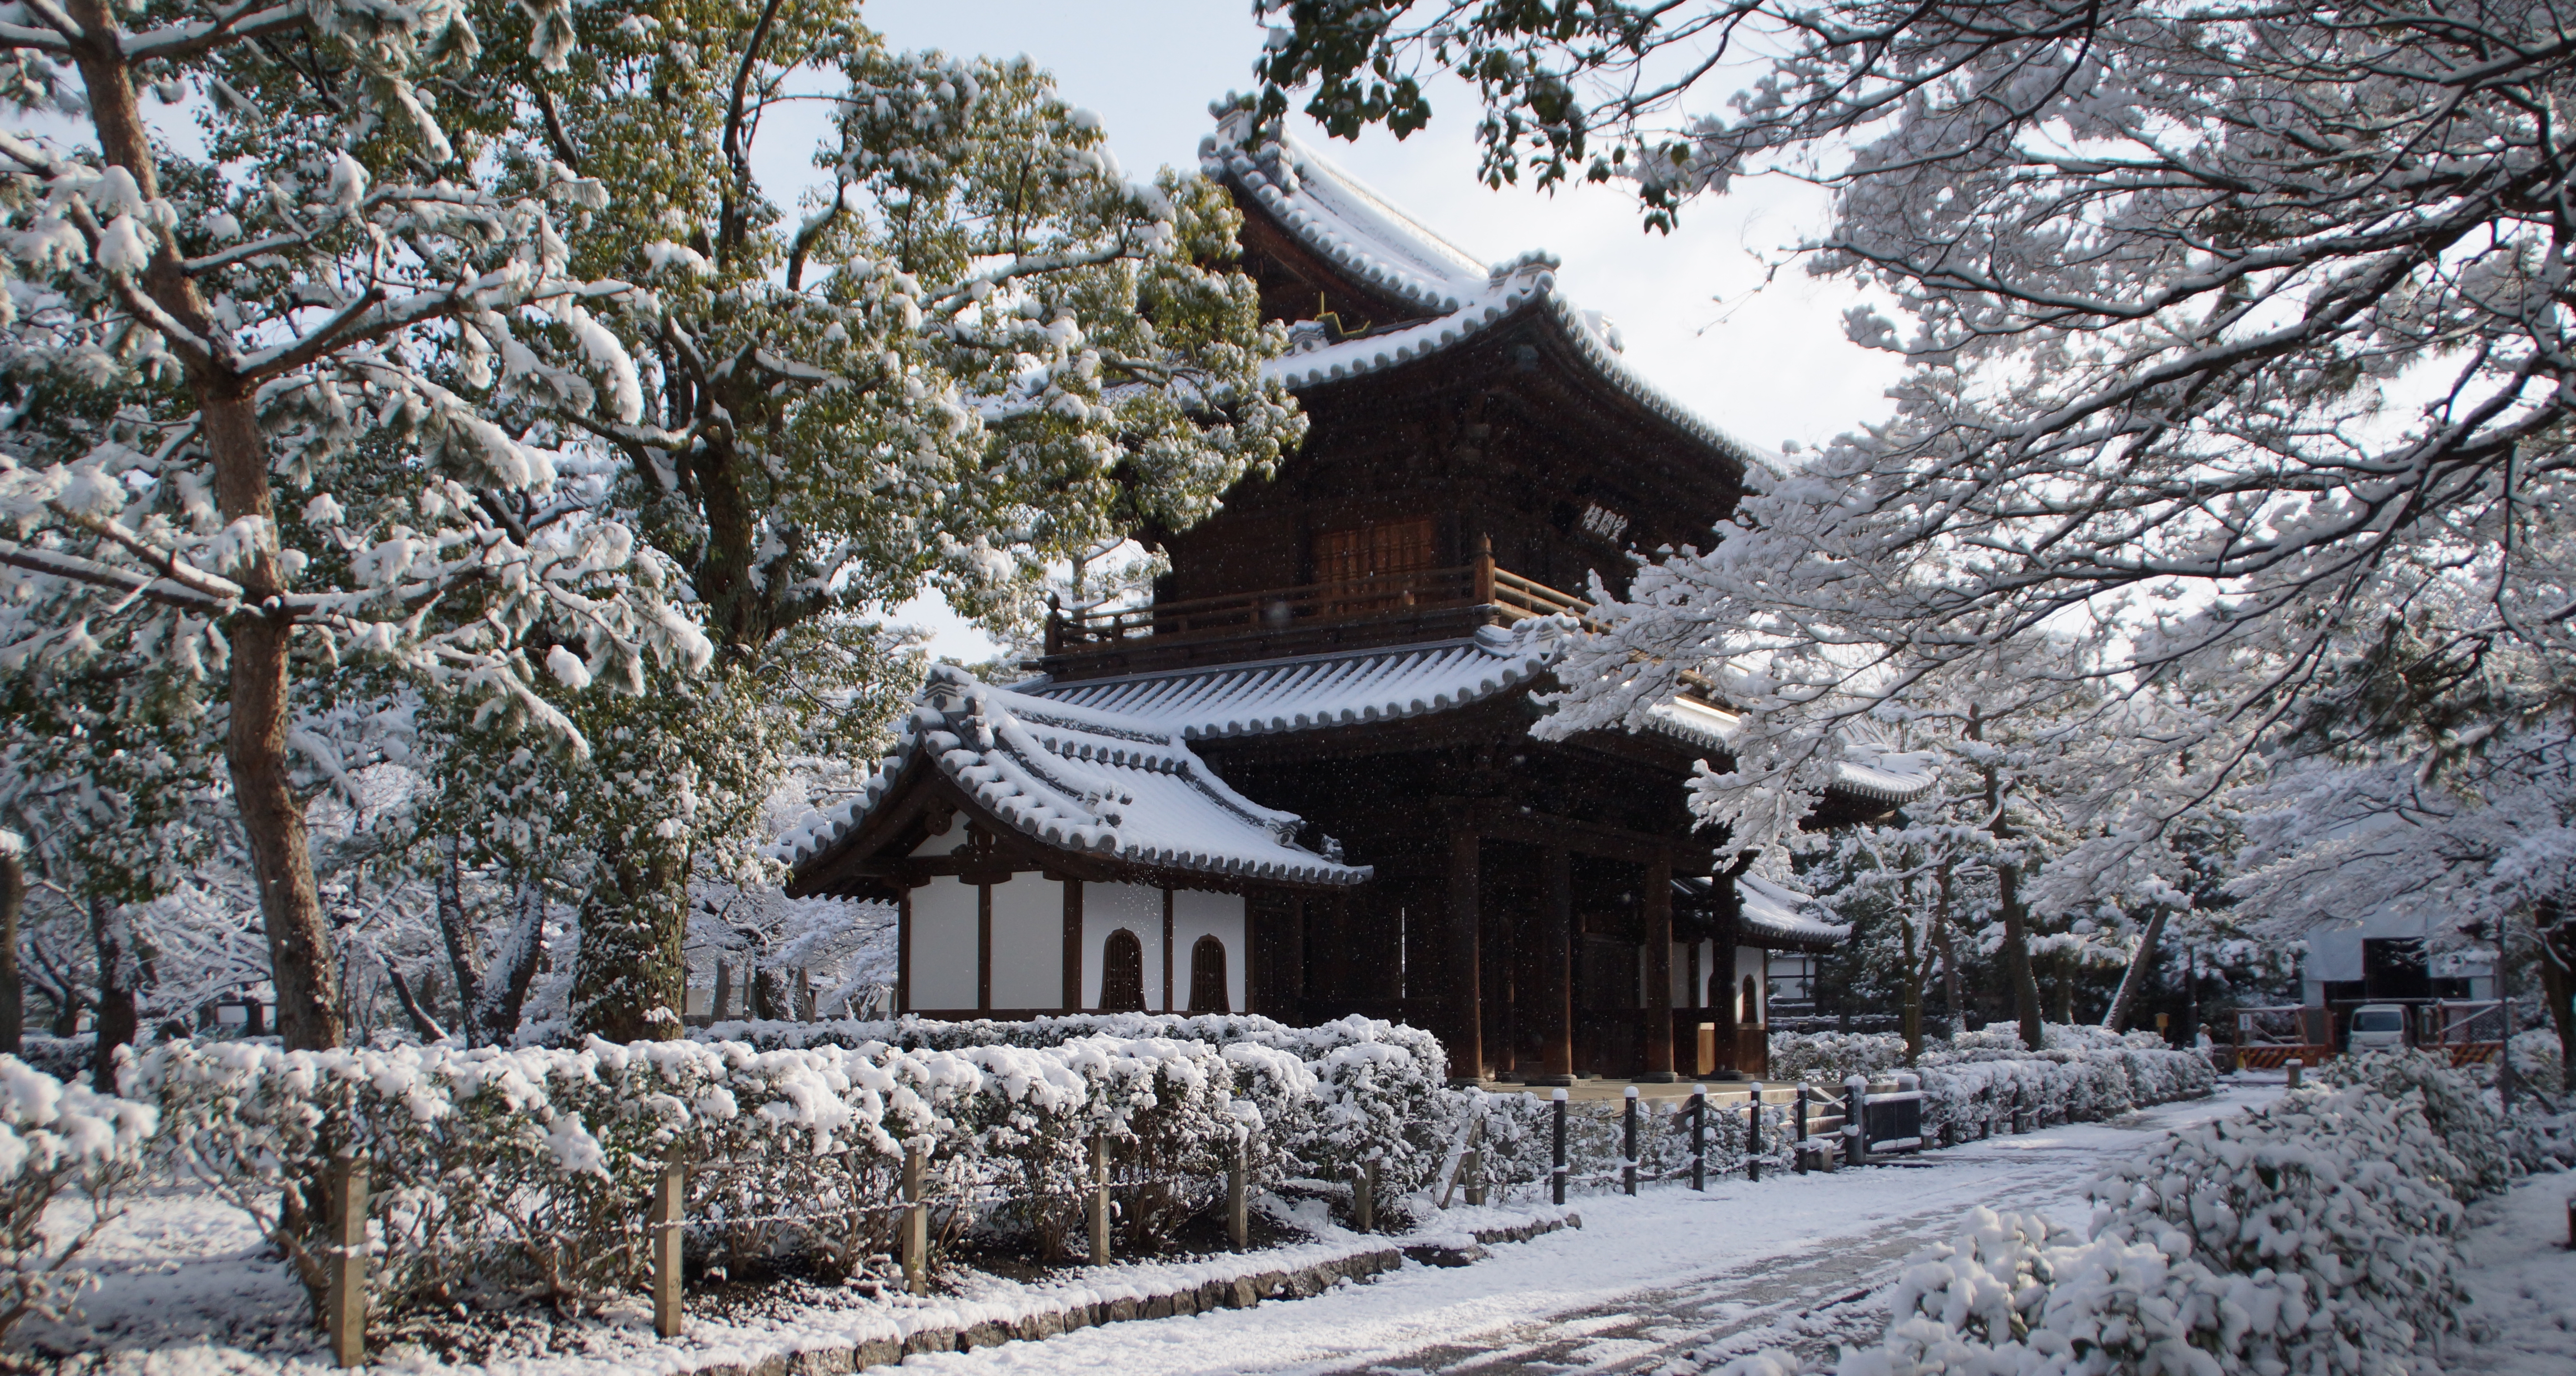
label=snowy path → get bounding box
[898,1086,2275,1376]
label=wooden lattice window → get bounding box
[1313,517,1436,615]
[1187,935,1230,1015]
[1100,929,1146,1012]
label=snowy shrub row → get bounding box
[0,1055,157,1345]
[1722,1052,2504,1376]
[704,1012,1456,1195]
[137,1031,1280,1322]
[1463,1088,1797,1198]
[1771,1027,2214,1143]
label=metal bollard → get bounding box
[1227,1139,1249,1251]
[2285,1058,2304,1089]
[1845,1074,1868,1169]
[328,1150,368,1369]
[1690,1086,1708,1192]
[1551,1087,1569,1206]
[1747,1082,1764,1182]
[651,1145,685,1338]
[1087,1133,1110,1265]
[1623,1085,1639,1196]
[1795,1091,1809,1172]
[902,1146,929,1296]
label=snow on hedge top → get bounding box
[1022,619,1565,739]
[1202,114,1777,479]
[774,665,1370,885]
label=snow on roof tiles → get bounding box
[1642,697,1939,805]
[776,665,1369,888]
[1020,620,1564,739]
[1673,873,1851,948]
[1739,874,1852,946]
[1205,116,1782,478]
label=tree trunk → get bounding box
[66,0,342,1051]
[2536,898,2574,1096]
[435,839,485,1045]
[1901,911,1925,1066]
[2103,906,2170,1032]
[571,840,687,1042]
[1998,862,2044,1050]
[473,881,546,1046]
[90,898,138,1092]
[0,834,23,1056]
[1935,860,1966,1031]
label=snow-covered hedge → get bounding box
[0,1055,157,1343]
[1728,1058,2501,1376]
[704,1012,1453,1194]
[1467,1088,1795,1197]
[138,1031,1270,1322]
[1771,1026,2213,1142]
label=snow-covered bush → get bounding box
[1767,1031,1907,1083]
[2315,1049,2509,1198]
[138,1032,1266,1324]
[0,1056,157,1343]
[1736,1069,2496,1376]
[706,1012,1447,1194]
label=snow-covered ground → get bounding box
[42,1078,2576,1376]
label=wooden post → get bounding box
[1622,1086,1639,1195]
[1464,1144,1485,1207]
[1088,1133,1111,1265]
[1691,1087,1707,1191]
[1551,1088,1568,1206]
[1845,1075,1868,1169]
[1227,1139,1249,1251]
[902,1146,928,1295]
[327,1149,368,1368]
[652,1146,685,1338]
[1353,1159,1378,1233]
[1746,1082,1763,1182]
[1473,533,1496,606]
[1539,849,1575,1085]
[711,960,731,1021]
[2285,1058,2304,1090]
[1448,830,1484,1082]
[1641,853,1675,1080]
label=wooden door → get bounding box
[1313,517,1436,615]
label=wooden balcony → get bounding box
[1044,551,1595,659]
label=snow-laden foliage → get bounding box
[2314,1050,2510,1200]
[0,1055,156,1341]
[1770,1027,2213,1143]
[137,1030,1262,1321]
[705,1011,1447,1193]
[1725,1067,2500,1376]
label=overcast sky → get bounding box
[844,3,1902,660]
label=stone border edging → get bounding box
[696,1213,1580,1376]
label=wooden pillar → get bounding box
[1061,879,1084,1012]
[1447,830,1483,1083]
[1161,888,1176,1013]
[896,888,913,1014]
[327,1151,368,1368]
[1539,847,1575,1084]
[651,1146,685,1337]
[1639,852,1676,1080]
[976,882,993,1012]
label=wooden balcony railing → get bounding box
[1046,543,1596,654]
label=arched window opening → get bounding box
[1741,973,1760,1026]
[1100,929,1146,1012]
[1188,934,1230,1014]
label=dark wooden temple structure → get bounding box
[783,115,1931,1083]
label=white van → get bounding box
[2348,1004,2410,1052]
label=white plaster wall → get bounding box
[1083,882,1164,1011]
[1733,945,1766,1024]
[988,873,1063,1010]
[1170,889,1246,1013]
[909,827,966,857]
[909,876,978,1011]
